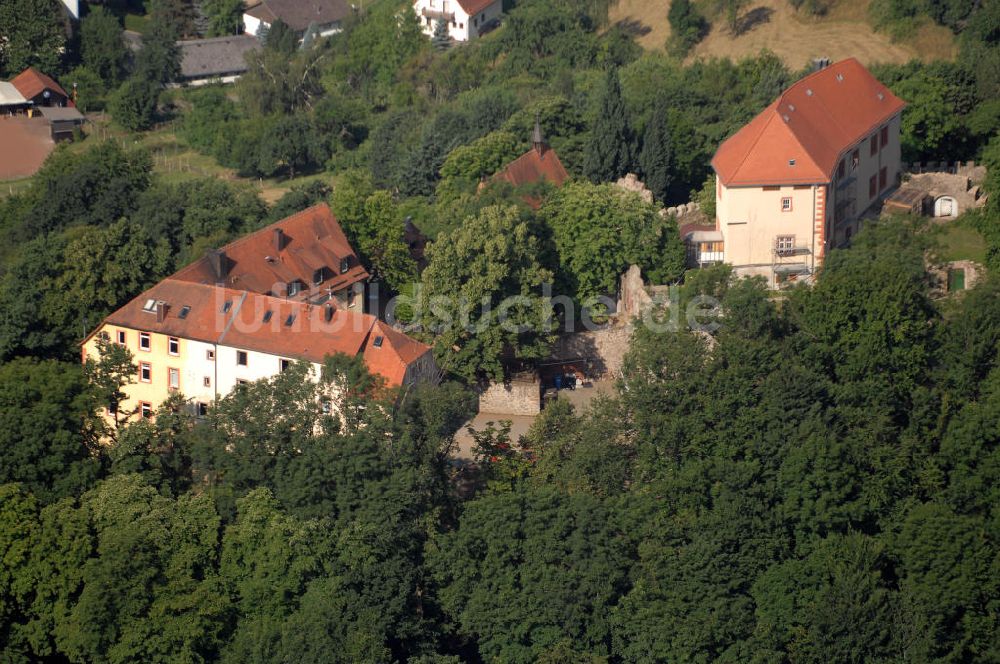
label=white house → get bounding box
[243,0,352,39]
[413,0,503,42]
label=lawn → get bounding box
[936,221,987,263]
[0,177,35,200]
[124,13,151,33]
[86,115,337,202]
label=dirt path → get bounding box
[0,117,54,181]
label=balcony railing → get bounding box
[697,251,725,263]
[421,7,455,20]
[774,245,811,257]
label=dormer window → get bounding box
[312,268,324,286]
[340,257,350,274]
[288,281,301,297]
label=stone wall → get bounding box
[479,375,541,416]
[619,264,654,320]
[905,160,986,182]
[549,323,633,378]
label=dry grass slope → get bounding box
[609,0,956,67]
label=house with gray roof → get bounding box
[243,0,353,39]
[176,35,262,86]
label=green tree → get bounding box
[667,0,708,55]
[0,359,101,503]
[638,95,674,203]
[583,68,636,183]
[84,333,139,440]
[262,18,298,55]
[0,0,65,76]
[133,12,182,85]
[202,0,243,36]
[110,78,162,131]
[59,475,230,662]
[417,205,554,382]
[256,115,327,178]
[431,19,451,51]
[239,47,325,116]
[541,181,686,302]
[430,487,630,663]
[81,6,127,85]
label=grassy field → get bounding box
[1,115,335,204]
[936,222,987,263]
[609,0,956,67]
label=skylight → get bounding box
[178,305,191,319]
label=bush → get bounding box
[668,0,709,55]
[110,79,161,131]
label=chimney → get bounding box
[273,228,285,252]
[532,116,545,155]
[324,303,334,322]
[207,249,227,281]
[156,301,166,323]
[812,57,830,72]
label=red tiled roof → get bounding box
[711,58,906,187]
[10,67,67,101]
[89,278,430,386]
[172,203,369,299]
[493,145,569,190]
[362,320,431,386]
[220,290,375,363]
[456,0,499,15]
[97,280,235,345]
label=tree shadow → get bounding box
[613,18,653,38]
[735,6,774,36]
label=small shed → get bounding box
[884,186,931,216]
[38,106,85,140]
[0,82,28,114]
[934,195,959,218]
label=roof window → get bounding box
[284,314,295,327]
[805,88,813,96]
[373,335,384,348]
[178,305,191,319]
[876,92,884,100]
[836,73,844,82]
[142,299,157,313]
[787,103,795,112]
[789,159,796,166]
[263,310,273,323]
[222,301,232,313]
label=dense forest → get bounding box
[2,0,1000,660]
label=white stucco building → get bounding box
[693,58,906,288]
[413,0,503,42]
